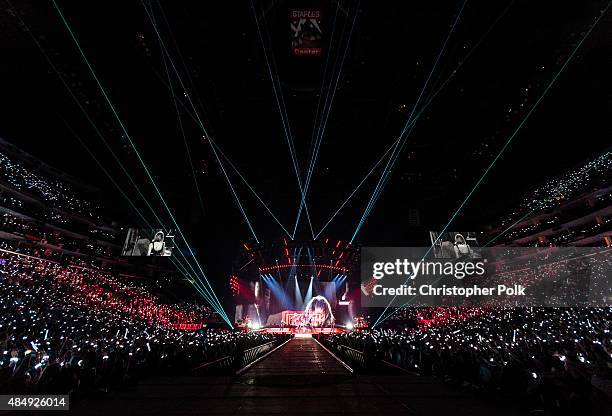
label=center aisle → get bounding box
[231,335,410,415]
[72,336,521,415]
[241,336,348,378]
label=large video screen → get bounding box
[429,231,481,259]
[121,228,175,257]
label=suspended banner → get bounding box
[289,9,322,57]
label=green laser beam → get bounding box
[62,120,232,326]
[7,0,226,317]
[141,0,259,243]
[352,0,468,243]
[295,0,360,240]
[146,62,293,239]
[250,0,314,238]
[51,0,229,321]
[149,0,207,219]
[373,2,611,328]
[315,0,514,238]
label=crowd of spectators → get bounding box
[0,149,123,261]
[1,189,121,244]
[0,249,278,395]
[0,250,217,328]
[493,151,612,248]
[345,152,609,413]
[481,246,612,307]
[324,307,611,413]
[0,142,292,400]
[504,150,611,222]
[0,152,100,220]
[1,211,117,258]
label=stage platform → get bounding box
[260,327,346,335]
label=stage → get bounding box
[258,327,347,335]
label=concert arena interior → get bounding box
[0,1,610,415]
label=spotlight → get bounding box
[346,322,354,330]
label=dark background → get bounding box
[0,0,609,304]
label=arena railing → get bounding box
[192,335,292,375]
[238,340,276,368]
[335,344,366,368]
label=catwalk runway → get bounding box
[72,337,520,415]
